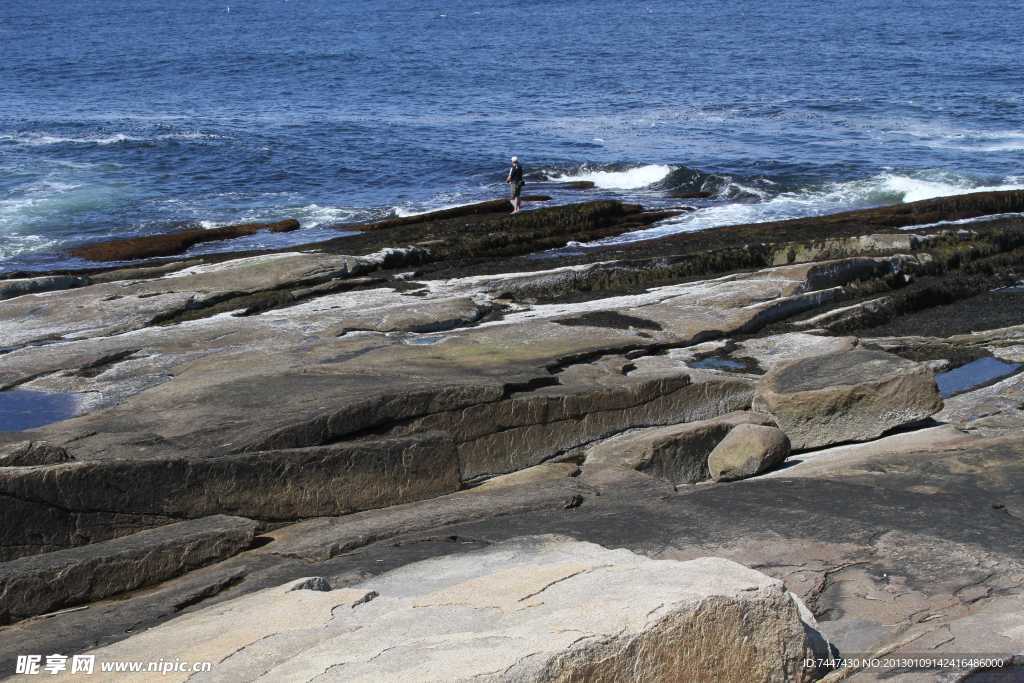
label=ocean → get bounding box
[2,0,1022,272]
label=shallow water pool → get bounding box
[935,357,1022,398]
[0,389,81,432]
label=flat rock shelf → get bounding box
[3,191,1024,681]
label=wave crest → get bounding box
[589,170,1024,245]
[547,164,673,190]
[653,166,772,201]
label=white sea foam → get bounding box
[294,204,357,227]
[0,233,59,261]
[191,204,358,231]
[877,172,1023,202]
[549,164,673,190]
[898,212,1024,231]
[590,171,1024,245]
[0,131,222,146]
[0,175,125,262]
[393,201,477,218]
[0,179,119,225]
[896,123,1024,153]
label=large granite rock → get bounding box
[752,349,943,450]
[585,411,775,484]
[708,423,791,481]
[0,515,256,625]
[72,537,820,682]
[1,197,1022,677]
[0,249,428,349]
[0,434,458,559]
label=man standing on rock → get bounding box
[506,156,525,213]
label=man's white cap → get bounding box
[511,156,518,162]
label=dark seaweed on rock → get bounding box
[667,189,1024,242]
[350,196,554,232]
[307,201,682,264]
[69,219,301,262]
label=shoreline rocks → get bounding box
[0,515,256,625]
[0,434,458,559]
[0,274,89,300]
[67,537,821,682]
[585,411,775,484]
[752,349,943,450]
[68,218,300,262]
[349,195,554,231]
[1,193,1023,677]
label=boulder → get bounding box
[585,411,776,484]
[0,515,257,625]
[0,441,73,467]
[752,348,942,450]
[708,423,791,481]
[77,537,820,682]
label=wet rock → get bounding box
[306,200,680,266]
[353,196,553,231]
[0,441,73,467]
[585,411,775,484]
[557,180,596,190]
[0,275,90,300]
[78,537,819,682]
[0,515,257,625]
[753,349,943,450]
[69,219,300,262]
[670,189,715,199]
[660,189,1024,246]
[708,423,791,481]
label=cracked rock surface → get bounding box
[59,536,820,683]
[3,194,1024,680]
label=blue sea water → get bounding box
[1,0,1023,272]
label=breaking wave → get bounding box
[542,163,776,201]
[547,164,673,190]
[591,170,1024,245]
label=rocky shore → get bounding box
[2,190,1024,680]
